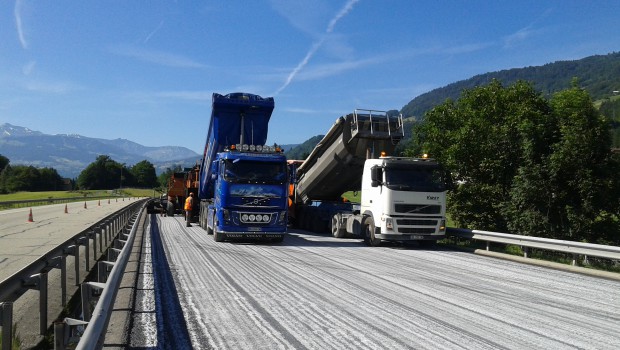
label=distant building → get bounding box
[62,178,73,191]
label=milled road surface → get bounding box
[134,215,620,349]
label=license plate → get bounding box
[248,227,261,232]
[411,235,424,240]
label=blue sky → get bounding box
[1,1,619,155]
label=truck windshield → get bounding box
[384,166,445,192]
[223,160,287,184]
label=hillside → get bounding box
[287,53,620,157]
[402,52,620,118]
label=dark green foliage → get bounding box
[0,164,64,193]
[0,154,8,172]
[77,155,129,190]
[131,160,158,188]
[413,80,620,244]
[285,135,324,160]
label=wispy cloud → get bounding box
[21,80,80,94]
[22,61,36,75]
[14,0,28,49]
[153,90,212,101]
[274,0,360,95]
[144,20,165,44]
[502,8,552,48]
[108,45,208,69]
[503,25,535,48]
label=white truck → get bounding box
[291,109,447,246]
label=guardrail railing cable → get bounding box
[447,227,620,264]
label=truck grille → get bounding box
[396,219,437,226]
[394,204,441,214]
[398,227,437,234]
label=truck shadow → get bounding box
[280,229,446,251]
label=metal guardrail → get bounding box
[447,227,620,265]
[57,200,147,350]
[0,199,148,350]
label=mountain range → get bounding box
[0,123,201,178]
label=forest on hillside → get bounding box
[401,52,620,118]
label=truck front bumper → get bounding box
[376,233,445,241]
[220,231,286,239]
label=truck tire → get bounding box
[331,213,346,238]
[363,217,381,247]
[206,212,214,235]
[214,230,225,242]
[213,218,225,242]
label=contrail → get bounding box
[274,0,360,96]
[145,20,165,44]
[14,0,28,49]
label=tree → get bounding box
[413,79,620,244]
[78,155,123,190]
[131,160,158,188]
[414,80,550,231]
[0,154,9,173]
[512,81,620,244]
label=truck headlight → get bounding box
[439,219,446,232]
[386,217,393,230]
[277,211,287,225]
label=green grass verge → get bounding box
[0,188,158,201]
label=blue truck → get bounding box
[197,92,288,242]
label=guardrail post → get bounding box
[23,273,48,335]
[91,229,98,260]
[486,241,490,251]
[523,247,529,258]
[108,248,122,263]
[81,282,105,322]
[49,256,67,306]
[572,254,577,266]
[98,261,115,283]
[1,302,13,350]
[54,318,88,350]
[98,226,104,253]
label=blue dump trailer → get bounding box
[197,92,288,242]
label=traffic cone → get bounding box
[27,208,34,222]
[64,204,68,214]
[98,200,101,206]
[108,199,110,204]
[84,202,88,209]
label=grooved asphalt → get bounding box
[130,215,620,349]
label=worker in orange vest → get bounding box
[184,192,194,227]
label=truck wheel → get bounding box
[206,212,214,235]
[331,213,345,238]
[363,217,381,247]
[213,218,224,242]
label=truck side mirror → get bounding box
[370,166,382,187]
